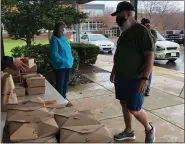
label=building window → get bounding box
[82,22,88,31]
[105,29,118,37]
[82,22,103,32]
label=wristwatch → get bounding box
[141,76,149,80]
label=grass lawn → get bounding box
[4,37,49,56]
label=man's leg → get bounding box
[127,81,155,143]
[114,77,136,141]
[120,101,132,132]
[145,72,152,96]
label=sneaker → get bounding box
[145,122,155,143]
[145,92,150,97]
[64,99,69,105]
[114,130,136,141]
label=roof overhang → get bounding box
[56,0,93,5]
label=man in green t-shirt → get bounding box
[110,2,155,143]
[141,18,157,96]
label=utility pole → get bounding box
[130,0,138,20]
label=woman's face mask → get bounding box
[63,28,67,34]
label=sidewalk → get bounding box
[67,55,184,143]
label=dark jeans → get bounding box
[55,68,70,99]
[146,72,152,93]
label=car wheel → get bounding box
[168,59,177,62]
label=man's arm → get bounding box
[1,56,14,71]
[141,29,155,79]
[142,51,154,78]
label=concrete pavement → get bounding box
[67,54,184,143]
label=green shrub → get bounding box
[70,42,100,65]
[11,44,79,85]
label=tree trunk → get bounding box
[48,30,52,41]
[26,35,32,47]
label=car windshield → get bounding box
[157,32,166,41]
[89,34,107,41]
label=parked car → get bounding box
[155,31,180,62]
[80,34,114,53]
[164,30,184,45]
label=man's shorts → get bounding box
[114,76,144,111]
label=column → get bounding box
[73,2,80,43]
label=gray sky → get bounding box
[87,1,184,11]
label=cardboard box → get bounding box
[4,67,20,76]
[21,64,37,73]
[60,111,112,143]
[15,84,25,96]
[26,76,45,88]
[7,107,59,142]
[27,87,45,95]
[21,58,35,68]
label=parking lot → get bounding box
[107,39,184,72]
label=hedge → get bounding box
[11,42,99,85]
[70,42,100,65]
[11,44,79,85]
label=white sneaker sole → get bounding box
[114,136,136,141]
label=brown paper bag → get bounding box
[15,84,25,96]
[13,76,21,83]
[21,136,57,143]
[6,97,45,111]
[27,87,45,95]
[1,74,15,95]
[60,112,112,143]
[7,107,59,142]
[26,76,45,88]
[21,58,35,68]
[7,91,18,104]
[3,67,20,76]
[52,107,79,128]
[21,64,37,73]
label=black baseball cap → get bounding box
[111,1,135,16]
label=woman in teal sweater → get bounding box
[50,22,74,104]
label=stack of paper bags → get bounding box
[14,83,25,97]
[51,107,112,143]
[21,73,46,95]
[6,97,59,142]
[21,58,37,74]
[21,58,35,68]
[60,110,112,143]
[4,67,21,83]
[1,73,18,111]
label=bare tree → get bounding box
[138,1,182,30]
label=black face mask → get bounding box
[116,15,127,27]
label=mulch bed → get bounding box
[72,65,110,85]
[79,65,110,74]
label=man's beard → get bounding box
[120,20,131,32]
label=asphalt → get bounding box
[109,39,184,72]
